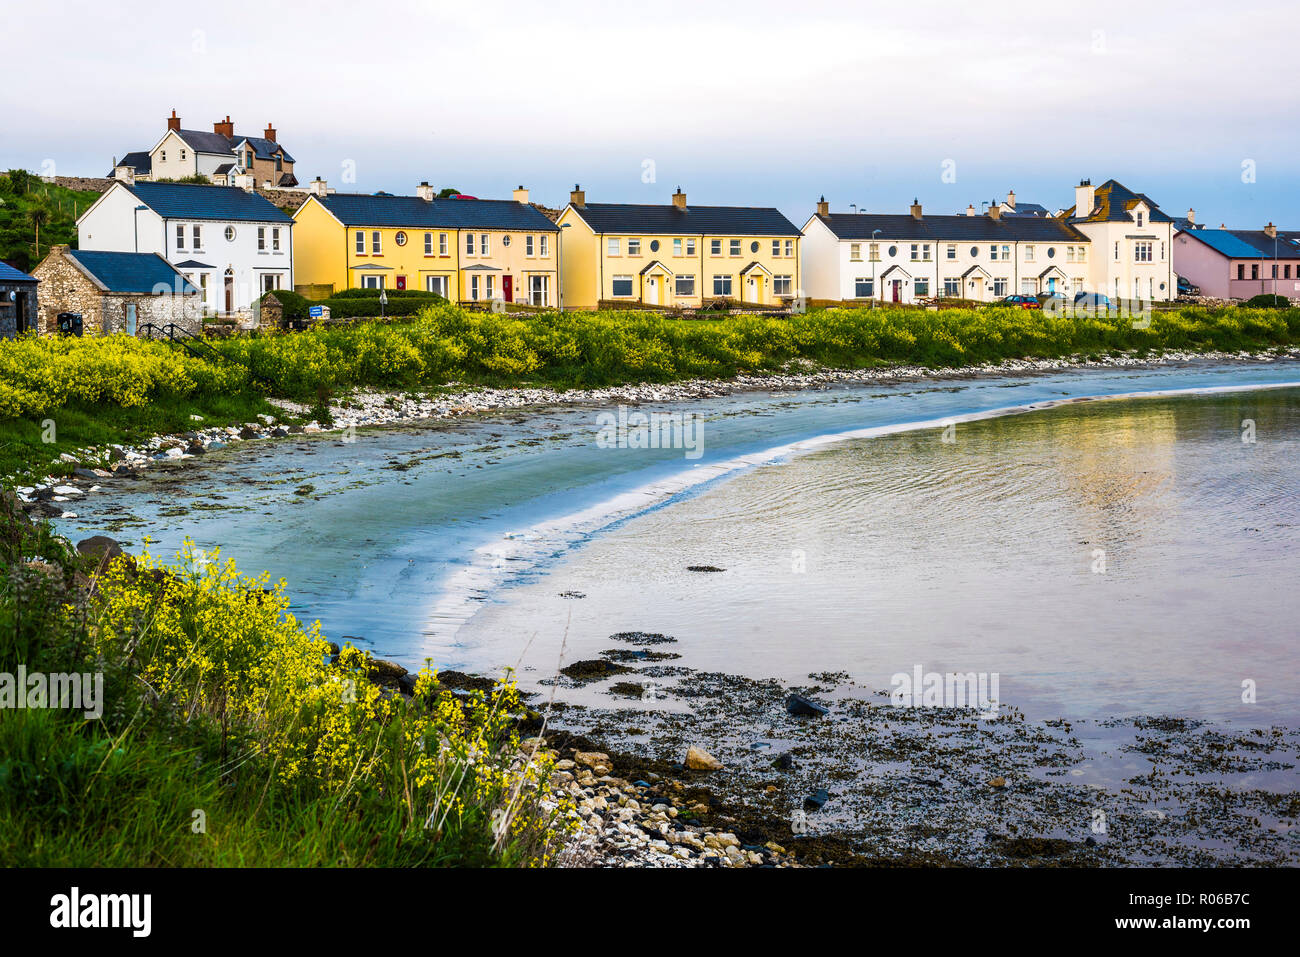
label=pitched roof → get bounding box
[1179,227,1300,259]
[107,151,152,176]
[0,260,37,283]
[173,128,242,155]
[314,193,560,231]
[124,181,293,224]
[232,135,295,164]
[568,202,799,236]
[65,250,198,294]
[1064,179,1173,224]
[813,212,1088,242]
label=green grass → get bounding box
[0,170,101,272]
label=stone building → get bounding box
[31,246,200,336]
[0,261,39,339]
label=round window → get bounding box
[395,231,407,246]
[1159,282,1166,291]
[225,226,236,242]
[650,240,660,252]
[502,235,511,247]
[751,241,760,253]
[969,246,978,257]
[1046,247,1056,258]
[888,245,898,257]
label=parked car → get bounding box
[1074,291,1112,311]
[999,294,1041,309]
[1177,276,1201,296]
[1036,291,1068,305]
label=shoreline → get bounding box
[13,346,1300,518]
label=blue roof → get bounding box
[313,193,559,231]
[1182,228,1300,259]
[67,251,198,294]
[569,202,799,236]
[0,260,37,283]
[124,181,293,224]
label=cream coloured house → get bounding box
[1062,180,1176,302]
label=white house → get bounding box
[801,197,1093,304]
[110,111,297,189]
[77,181,294,315]
[1062,179,1177,302]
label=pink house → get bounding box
[1173,224,1300,300]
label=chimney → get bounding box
[816,195,829,217]
[966,204,976,217]
[1074,179,1095,218]
[672,186,687,209]
[910,198,923,220]
[214,115,234,138]
[1265,222,1277,238]
[513,185,529,204]
[264,123,277,142]
[570,183,585,207]
[167,109,181,132]
[416,181,435,202]
[987,204,1002,221]
[1186,207,1195,225]
[309,176,328,197]
[1006,188,1016,209]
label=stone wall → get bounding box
[0,282,39,339]
[50,175,115,194]
[30,247,201,337]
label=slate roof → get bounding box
[66,251,199,294]
[1004,201,1051,217]
[0,260,37,283]
[107,151,152,176]
[1064,180,1173,224]
[124,181,294,224]
[569,202,799,236]
[314,193,560,231]
[814,212,1088,242]
[233,135,296,164]
[1179,228,1300,259]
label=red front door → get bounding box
[891,280,901,302]
[502,275,513,302]
[396,275,407,290]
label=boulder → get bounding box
[803,788,830,811]
[76,535,124,564]
[786,694,829,718]
[684,746,723,771]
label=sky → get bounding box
[3,0,1298,228]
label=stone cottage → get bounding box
[0,260,39,339]
[31,246,201,336]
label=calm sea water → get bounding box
[55,361,1300,725]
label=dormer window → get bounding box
[1136,210,1145,227]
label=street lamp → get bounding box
[379,287,387,319]
[871,228,882,309]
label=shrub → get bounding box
[1245,293,1292,308]
[259,288,311,320]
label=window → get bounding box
[675,274,695,297]
[888,245,898,258]
[850,243,862,261]
[361,274,384,289]
[627,239,641,256]
[1077,246,1086,262]
[674,239,683,257]
[946,244,957,260]
[525,235,534,256]
[989,245,999,260]
[470,275,481,299]
[257,227,266,251]
[915,278,930,296]
[271,228,281,252]
[713,275,733,296]
[611,275,634,297]
[1001,245,1010,260]
[540,235,549,256]
[785,240,794,257]
[773,275,793,296]
[1134,241,1153,263]
[869,243,880,262]
[729,239,741,257]
[355,231,365,255]
[528,275,549,306]
[710,239,722,256]
[160,150,166,162]
[1272,264,1279,279]
[944,277,960,297]
[1066,246,1075,262]
[993,278,1008,296]
[1021,279,1037,295]
[1115,241,1120,260]
[1025,245,1035,262]
[650,240,659,252]
[910,244,919,261]
[686,239,695,256]
[910,243,931,261]
[395,231,407,247]
[1287,265,1293,279]
[854,277,874,298]
[479,234,488,256]
[773,240,781,257]
[1160,242,1165,260]
[440,233,449,255]
[486,275,495,299]
[1237,264,1245,280]
[466,233,476,256]
[260,274,281,293]
[608,238,620,256]
[372,231,381,255]
[970,246,979,258]
[175,224,185,249]
[426,275,448,296]
[1136,211,1144,227]
[1251,264,1260,280]
[192,225,202,249]
[225,226,236,242]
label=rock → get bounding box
[52,485,82,497]
[238,427,258,440]
[786,694,828,717]
[804,788,830,811]
[271,427,289,437]
[76,535,123,564]
[185,443,206,456]
[573,751,609,768]
[685,565,725,572]
[773,753,795,770]
[73,468,101,481]
[58,453,79,464]
[684,746,723,771]
[107,448,125,462]
[396,672,418,695]
[989,776,1007,788]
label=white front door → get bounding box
[646,277,658,305]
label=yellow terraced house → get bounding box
[557,186,801,310]
[292,184,560,304]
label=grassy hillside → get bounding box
[0,170,101,272]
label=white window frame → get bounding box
[611,274,634,297]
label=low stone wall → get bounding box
[50,175,115,194]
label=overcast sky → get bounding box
[4,0,1297,227]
